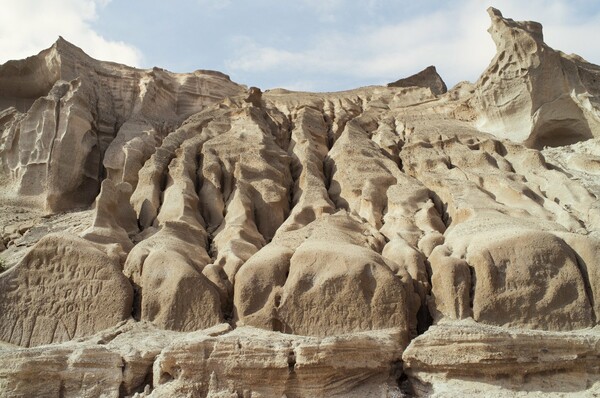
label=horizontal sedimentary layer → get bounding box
[1,6,600,398]
[0,321,405,397]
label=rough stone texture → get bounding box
[0,38,244,212]
[0,322,405,398]
[0,344,124,398]
[387,65,448,95]
[403,320,600,397]
[0,234,133,347]
[151,326,405,397]
[473,8,600,148]
[234,212,418,340]
[1,7,600,398]
[467,231,593,330]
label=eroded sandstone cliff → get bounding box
[1,7,600,397]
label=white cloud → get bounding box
[0,0,142,66]
[225,0,600,89]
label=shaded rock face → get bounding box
[0,7,600,398]
[474,8,600,148]
[0,234,132,347]
[388,65,448,95]
[0,38,243,212]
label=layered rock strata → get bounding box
[1,7,600,397]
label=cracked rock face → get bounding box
[1,7,600,398]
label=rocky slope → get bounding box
[1,7,600,397]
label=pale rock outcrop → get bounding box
[0,344,124,398]
[124,221,223,333]
[199,107,292,284]
[151,326,405,397]
[81,178,137,262]
[234,212,418,340]
[0,321,218,398]
[542,137,600,235]
[0,322,406,398]
[129,105,239,230]
[0,38,244,213]
[473,7,600,148]
[124,114,225,331]
[0,234,132,347]
[1,6,600,398]
[401,128,598,330]
[276,106,335,233]
[403,321,600,397]
[466,230,593,330]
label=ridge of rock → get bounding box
[0,37,245,212]
[387,65,448,95]
[1,8,600,398]
[473,7,600,148]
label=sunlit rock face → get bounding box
[1,7,600,398]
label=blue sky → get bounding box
[2,1,600,91]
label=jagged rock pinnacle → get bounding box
[387,65,448,95]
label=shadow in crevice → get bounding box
[527,98,594,149]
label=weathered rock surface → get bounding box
[387,65,448,95]
[152,326,405,397]
[0,234,133,347]
[234,212,418,340]
[473,8,600,148]
[403,320,600,397]
[1,6,600,398]
[0,38,244,212]
[0,322,406,398]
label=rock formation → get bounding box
[1,7,600,397]
[387,65,447,95]
[473,8,600,148]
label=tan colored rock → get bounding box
[0,233,133,347]
[0,344,124,398]
[428,245,472,322]
[403,321,600,397]
[473,7,600,148]
[198,107,292,284]
[0,321,225,398]
[235,212,418,339]
[388,65,448,96]
[554,232,600,320]
[2,6,600,397]
[80,179,137,262]
[151,326,405,397]
[126,135,224,331]
[0,39,244,213]
[244,86,263,107]
[276,106,334,233]
[401,127,598,330]
[124,220,222,332]
[542,137,600,235]
[0,322,405,398]
[467,230,593,330]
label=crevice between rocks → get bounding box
[573,252,597,324]
[416,301,434,336]
[285,116,300,217]
[468,265,476,311]
[282,347,298,398]
[119,357,154,398]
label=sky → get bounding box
[1,0,600,92]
